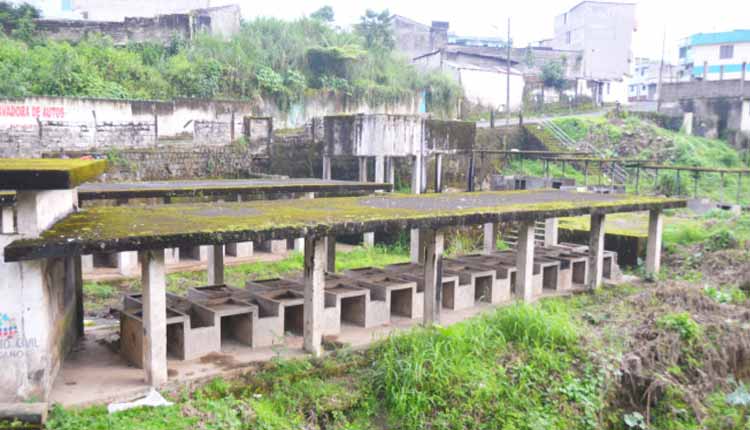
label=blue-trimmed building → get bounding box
[679,30,750,81]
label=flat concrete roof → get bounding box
[4,190,685,262]
[77,179,392,201]
[0,159,107,190]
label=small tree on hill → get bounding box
[311,6,334,23]
[355,9,395,52]
[541,60,566,103]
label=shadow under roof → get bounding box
[3,190,685,262]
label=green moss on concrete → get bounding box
[0,158,107,189]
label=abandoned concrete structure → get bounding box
[0,153,683,405]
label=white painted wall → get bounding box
[458,68,524,111]
[692,42,750,80]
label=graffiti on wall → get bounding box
[0,312,38,359]
[0,104,65,119]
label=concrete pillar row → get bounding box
[139,249,168,386]
[515,220,536,303]
[544,218,559,247]
[421,228,444,325]
[207,244,225,285]
[587,213,606,290]
[645,209,664,277]
[303,236,327,357]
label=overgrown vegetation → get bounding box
[0,3,461,115]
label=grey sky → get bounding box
[215,0,749,63]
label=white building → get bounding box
[678,30,750,81]
[628,58,678,101]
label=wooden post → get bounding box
[646,209,663,276]
[207,244,225,285]
[587,213,606,290]
[422,228,444,325]
[516,220,536,303]
[303,236,327,356]
[140,249,168,386]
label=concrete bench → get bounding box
[342,267,419,321]
[381,262,463,313]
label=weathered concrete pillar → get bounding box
[226,241,253,258]
[16,190,76,237]
[683,112,694,136]
[483,222,497,254]
[544,218,559,247]
[385,157,396,185]
[1,206,13,233]
[646,209,663,277]
[207,244,225,285]
[81,255,94,273]
[322,156,332,180]
[411,155,422,195]
[587,213,606,290]
[303,236,327,356]
[65,256,84,338]
[421,155,428,194]
[294,192,316,252]
[375,156,385,183]
[422,228,444,325]
[165,248,180,265]
[325,235,336,273]
[358,157,368,182]
[363,232,375,248]
[515,220,536,303]
[117,251,139,277]
[410,228,425,264]
[435,154,443,193]
[139,249,168,386]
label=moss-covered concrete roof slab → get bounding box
[0,159,108,190]
[78,179,392,200]
[3,190,686,262]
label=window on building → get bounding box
[720,45,734,59]
[566,31,571,44]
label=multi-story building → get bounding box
[678,30,750,81]
[628,58,677,101]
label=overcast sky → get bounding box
[214,0,748,63]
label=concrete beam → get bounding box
[515,220,536,303]
[139,249,168,386]
[483,223,497,254]
[422,228,444,325]
[646,209,663,277]
[303,236,327,356]
[587,213,606,290]
[16,190,76,236]
[544,218,559,247]
[1,207,13,233]
[207,244,225,285]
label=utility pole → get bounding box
[656,28,666,113]
[504,17,511,151]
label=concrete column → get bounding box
[1,207,13,233]
[363,232,375,248]
[358,157,368,182]
[411,155,422,195]
[422,229,444,325]
[646,209,663,277]
[375,156,385,183]
[65,256,84,337]
[544,218,559,247]
[515,220,536,303]
[117,251,139,277]
[435,154,443,193]
[294,192,316,252]
[325,235,336,273]
[385,157,395,185]
[16,190,76,236]
[322,156,332,180]
[165,248,180,265]
[303,236,327,357]
[421,155,428,194]
[683,112,694,135]
[483,222,497,254]
[410,228,425,264]
[139,249,168,386]
[207,244,225,285]
[587,213,606,290]
[81,255,94,273]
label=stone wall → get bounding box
[661,80,750,102]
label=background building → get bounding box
[678,30,750,81]
[628,57,677,101]
[10,0,209,20]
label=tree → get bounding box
[355,9,394,52]
[0,1,40,43]
[311,6,334,23]
[541,60,566,96]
